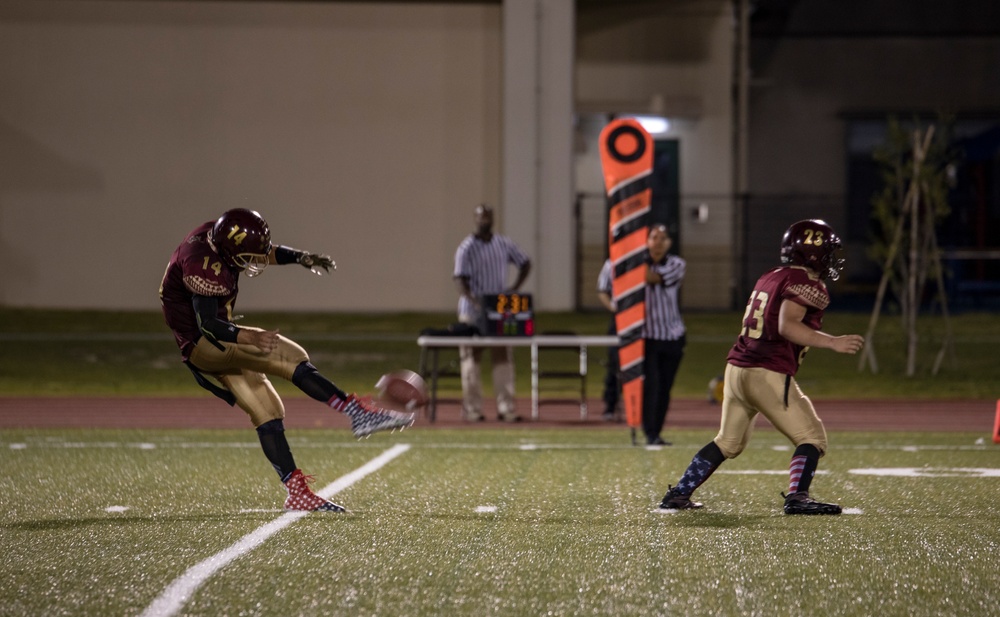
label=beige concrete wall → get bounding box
[0,0,501,311]
[0,0,738,312]
[574,0,735,309]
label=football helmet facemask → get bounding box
[779,219,845,281]
[208,208,272,277]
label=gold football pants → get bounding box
[188,328,310,427]
[714,363,828,459]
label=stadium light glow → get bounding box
[631,115,670,135]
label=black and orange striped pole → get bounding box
[993,400,1000,444]
[599,119,653,441]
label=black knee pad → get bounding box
[700,441,727,466]
[256,419,285,435]
[291,360,345,403]
[292,361,319,386]
[793,443,821,459]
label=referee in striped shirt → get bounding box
[641,223,687,444]
[453,204,532,422]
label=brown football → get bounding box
[375,370,429,410]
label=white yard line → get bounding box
[5,439,994,453]
[138,443,410,617]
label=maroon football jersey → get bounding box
[727,266,830,376]
[159,221,240,359]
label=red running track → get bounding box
[0,396,994,435]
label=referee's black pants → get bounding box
[642,336,686,443]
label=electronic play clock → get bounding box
[479,293,535,336]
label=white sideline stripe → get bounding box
[4,440,994,453]
[719,469,829,476]
[654,506,865,515]
[139,443,410,617]
[849,467,1000,477]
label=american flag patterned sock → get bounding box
[789,445,820,494]
[788,454,808,494]
[676,454,719,496]
[329,395,347,410]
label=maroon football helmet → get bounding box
[780,219,844,281]
[208,208,272,277]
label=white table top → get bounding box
[417,335,619,347]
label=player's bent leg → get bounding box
[190,332,309,379]
[767,382,840,514]
[233,332,309,381]
[256,419,297,479]
[292,361,347,404]
[715,400,756,460]
[220,371,286,427]
[222,376,345,513]
[763,375,828,449]
[288,361,414,438]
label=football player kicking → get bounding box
[160,208,414,513]
[658,219,864,515]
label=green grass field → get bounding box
[2,427,998,616]
[2,309,999,616]
[2,308,998,399]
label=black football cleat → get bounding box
[658,486,703,510]
[782,491,842,515]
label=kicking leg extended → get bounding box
[291,361,415,438]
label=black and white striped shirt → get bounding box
[602,255,686,341]
[644,254,686,340]
[597,258,616,309]
[454,234,530,320]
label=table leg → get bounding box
[579,345,588,420]
[430,349,440,423]
[531,342,539,420]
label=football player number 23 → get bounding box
[740,290,769,339]
[803,229,825,246]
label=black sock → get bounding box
[675,441,726,495]
[790,443,821,494]
[292,361,347,405]
[256,419,297,481]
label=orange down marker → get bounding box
[599,118,654,431]
[993,400,1000,444]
